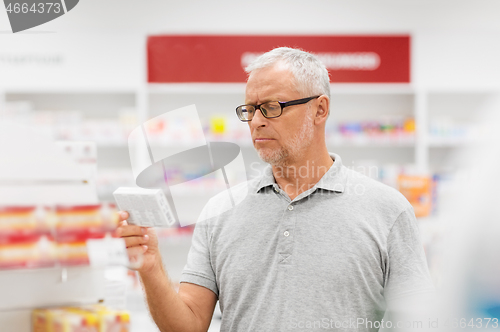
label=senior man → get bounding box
[117,47,435,332]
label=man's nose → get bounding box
[250,108,268,127]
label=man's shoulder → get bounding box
[196,177,258,224]
[343,166,413,216]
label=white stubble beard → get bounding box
[257,111,315,167]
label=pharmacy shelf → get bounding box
[0,266,106,312]
[2,85,499,187]
[0,133,113,332]
[3,91,136,117]
[328,135,415,147]
[428,137,482,147]
[94,139,418,149]
[148,83,246,94]
[426,90,500,174]
[330,83,415,95]
[0,266,107,332]
[147,82,415,95]
[3,87,138,94]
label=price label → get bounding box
[86,238,130,267]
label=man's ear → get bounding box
[314,95,330,125]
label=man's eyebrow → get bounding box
[245,97,283,105]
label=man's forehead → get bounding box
[247,63,294,82]
[245,65,298,101]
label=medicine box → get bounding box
[113,187,175,227]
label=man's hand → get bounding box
[115,211,161,274]
[114,211,217,332]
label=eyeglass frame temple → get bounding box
[277,95,321,111]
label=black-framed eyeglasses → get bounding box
[235,95,321,122]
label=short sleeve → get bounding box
[179,207,219,297]
[384,207,435,309]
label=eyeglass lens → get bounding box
[239,102,282,120]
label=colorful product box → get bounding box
[0,204,122,270]
[397,174,433,218]
[56,241,90,266]
[32,306,129,332]
[74,305,130,332]
[55,205,105,241]
[0,206,51,244]
[0,235,56,269]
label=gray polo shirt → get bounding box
[180,152,434,331]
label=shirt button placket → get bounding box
[284,205,293,238]
[278,203,296,265]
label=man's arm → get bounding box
[117,211,217,332]
[383,207,436,328]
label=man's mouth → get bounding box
[254,138,275,143]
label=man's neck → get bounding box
[272,151,334,201]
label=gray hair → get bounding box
[244,47,331,100]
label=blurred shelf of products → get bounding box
[0,193,195,271]
[32,304,130,332]
[0,204,119,269]
[0,127,198,332]
[2,88,498,293]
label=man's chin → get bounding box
[257,148,288,166]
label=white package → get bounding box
[113,187,176,227]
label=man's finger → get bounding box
[118,211,129,221]
[116,224,147,237]
[123,234,149,248]
[127,244,148,256]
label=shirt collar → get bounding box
[254,164,276,193]
[314,152,347,193]
[254,152,347,194]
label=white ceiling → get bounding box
[1,0,500,34]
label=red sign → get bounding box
[147,35,410,83]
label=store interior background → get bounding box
[1,1,500,331]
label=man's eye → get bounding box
[264,103,280,111]
[241,106,254,113]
